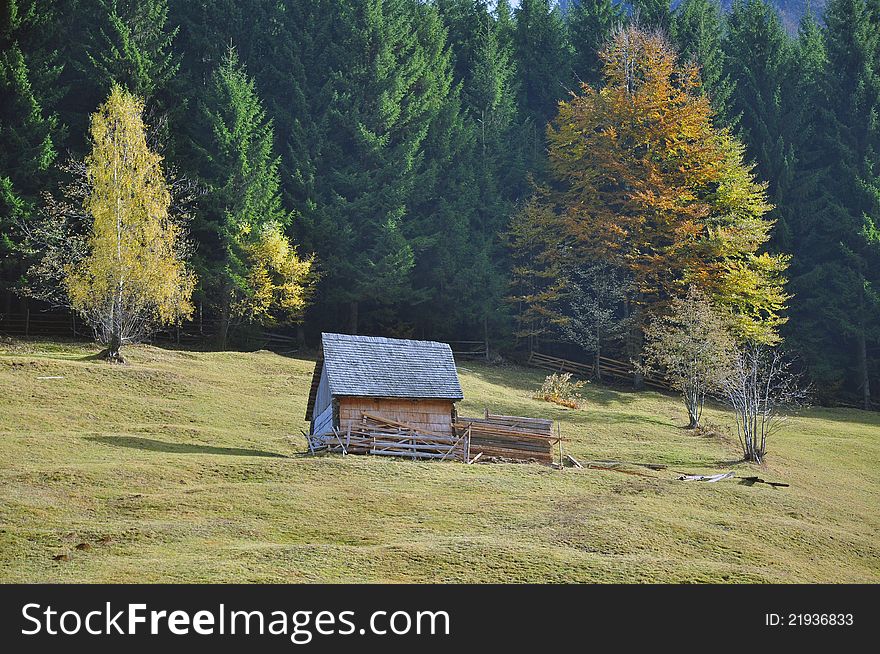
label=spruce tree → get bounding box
[788,0,880,407]
[437,1,521,198]
[672,0,733,124]
[0,0,62,309]
[494,0,515,53]
[83,0,178,98]
[631,0,672,31]
[57,0,179,157]
[416,1,513,340]
[299,0,449,333]
[192,48,312,347]
[170,0,265,88]
[777,11,826,252]
[567,0,625,88]
[724,0,795,249]
[512,0,572,168]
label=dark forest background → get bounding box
[2,0,879,407]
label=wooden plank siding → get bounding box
[337,397,455,436]
[312,366,332,419]
[312,403,334,436]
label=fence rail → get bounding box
[0,311,302,351]
[446,340,488,359]
[527,351,672,392]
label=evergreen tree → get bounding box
[412,1,512,340]
[631,0,672,31]
[298,0,450,334]
[437,1,522,198]
[788,0,880,407]
[512,0,572,167]
[170,0,266,87]
[190,48,314,347]
[567,0,625,88]
[0,0,62,309]
[494,0,515,53]
[56,0,179,157]
[84,0,178,98]
[777,11,826,252]
[672,0,733,124]
[724,0,795,249]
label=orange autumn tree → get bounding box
[509,25,788,355]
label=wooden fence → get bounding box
[0,310,302,351]
[0,311,84,338]
[309,411,562,465]
[446,340,489,359]
[527,351,672,392]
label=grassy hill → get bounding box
[0,338,877,583]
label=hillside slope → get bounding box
[0,340,877,582]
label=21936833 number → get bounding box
[787,614,853,626]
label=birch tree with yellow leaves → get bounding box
[65,86,194,362]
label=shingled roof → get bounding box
[305,333,463,419]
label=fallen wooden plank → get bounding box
[361,412,449,437]
[368,450,452,459]
[333,428,348,456]
[678,472,735,483]
[565,454,584,468]
[303,430,315,454]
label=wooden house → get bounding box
[305,333,464,437]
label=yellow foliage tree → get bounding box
[511,25,788,354]
[65,86,194,361]
[234,222,314,324]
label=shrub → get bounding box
[534,372,585,409]
[641,287,735,429]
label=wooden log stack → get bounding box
[308,411,560,466]
[307,413,467,462]
[453,411,560,464]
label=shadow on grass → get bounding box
[87,435,287,458]
[573,409,673,429]
[792,404,880,427]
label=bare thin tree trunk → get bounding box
[216,286,232,350]
[484,314,489,361]
[859,325,871,410]
[625,299,644,390]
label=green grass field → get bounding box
[1,338,877,583]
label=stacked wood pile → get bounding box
[307,413,468,462]
[453,411,560,464]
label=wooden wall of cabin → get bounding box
[337,397,456,436]
[312,366,332,419]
